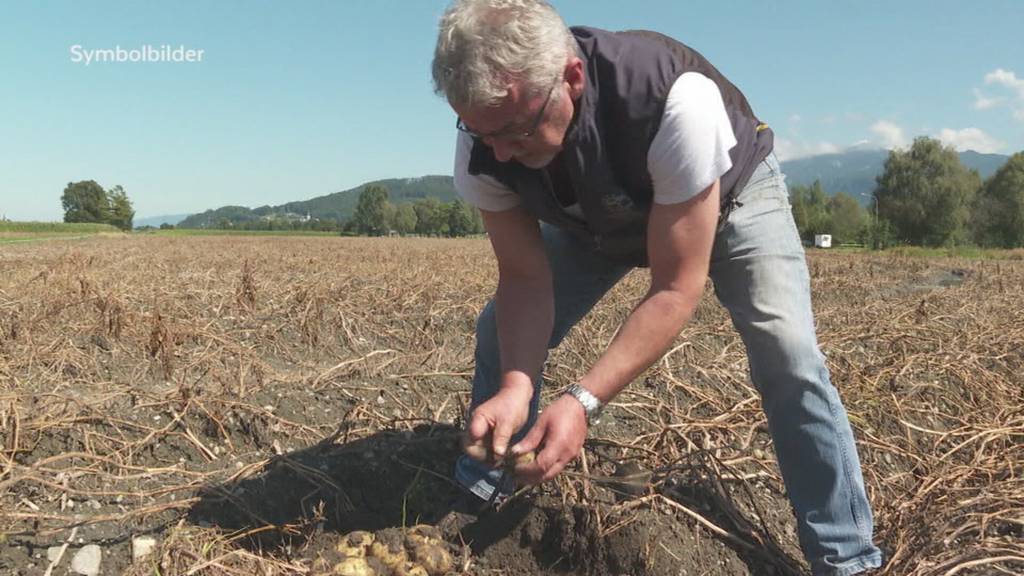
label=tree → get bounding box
[827,192,868,244]
[862,217,895,250]
[874,137,981,246]
[382,201,398,233]
[972,151,1024,248]
[469,204,485,234]
[446,199,477,237]
[351,185,390,236]
[789,180,831,241]
[393,203,418,235]
[106,185,135,231]
[413,197,447,235]
[61,180,110,224]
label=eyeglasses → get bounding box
[456,81,558,142]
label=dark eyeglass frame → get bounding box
[456,80,559,141]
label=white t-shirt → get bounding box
[452,72,738,213]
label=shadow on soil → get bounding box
[189,423,805,575]
[189,423,465,547]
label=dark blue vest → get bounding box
[467,26,774,267]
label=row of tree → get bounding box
[790,183,869,245]
[791,138,1024,248]
[179,216,342,232]
[61,180,135,231]
[347,185,484,237]
[61,138,1022,247]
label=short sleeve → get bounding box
[648,72,737,205]
[453,132,521,211]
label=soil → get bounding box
[1,237,1021,575]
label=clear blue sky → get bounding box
[2,0,1022,221]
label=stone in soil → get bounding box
[132,536,158,561]
[71,545,101,576]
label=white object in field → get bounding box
[132,537,158,561]
[71,545,101,576]
[814,234,833,248]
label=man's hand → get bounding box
[508,393,588,484]
[463,379,534,465]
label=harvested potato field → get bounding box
[0,236,1021,575]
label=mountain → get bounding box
[175,149,1013,227]
[135,213,190,228]
[780,149,1011,205]
[957,151,1011,178]
[178,175,457,228]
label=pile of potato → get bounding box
[332,524,454,576]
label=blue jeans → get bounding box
[455,154,883,575]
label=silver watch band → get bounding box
[564,383,603,424]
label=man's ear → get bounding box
[565,57,585,99]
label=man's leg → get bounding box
[709,154,883,575]
[456,224,632,501]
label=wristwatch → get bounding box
[563,383,604,424]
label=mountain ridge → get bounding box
[177,175,458,228]
[781,149,1010,205]
[172,149,1013,227]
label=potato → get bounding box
[407,524,442,542]
[369,538,407,569]
[410,543,452,576]
[347,531,376,548]
[336,530,375,558]
[403,525,441,550]
[404,532,428,551]
[336,542,365,559]
[334,556,376,576]
[393,562,429,576]
[510,450,536,471]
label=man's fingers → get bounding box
[462,412,494,462]
[467,411,491,442]
[510,419,545,456]
[541,459,567,483]
[518,450,565,485]
[491,421,515,462]
[461,434,490,462]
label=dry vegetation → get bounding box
[0,235,1021,575]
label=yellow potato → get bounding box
[347,531,376,549]
[335,542,365,559]
[393,562,429,576]
[334,556,376,576]
[407,524,442,542]
[511,450,536,470]
[369,538,407,569]
[336,530,375,558]
[410,543,452,576]
[404,532,429,551]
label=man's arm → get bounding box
[513,179,720,482]
[578,179,720,403]
[464,205,554,462]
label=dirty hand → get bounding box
[462,381,533,466]
[509,393,588,484]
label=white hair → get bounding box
[432,0,576,108]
